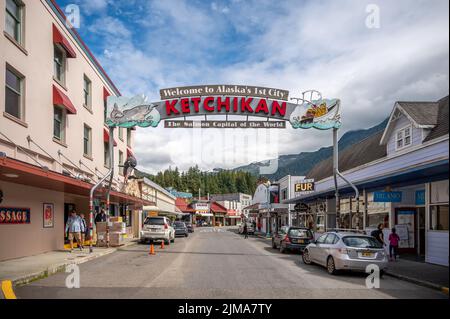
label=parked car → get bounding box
[173,221,189,237]
[272,226,314,253]
[140,216,175,245]
[238,222,255,235]
[185,222,194,233]
[302,232,388,276]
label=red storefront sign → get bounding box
[0,207,31,224]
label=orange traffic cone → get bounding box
[149,244,155,255]
[160,241,165,249]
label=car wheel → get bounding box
[165,239,170,245]
[302,249,312,265]
[380,270,385,279]
[327,256,337,275]
[272,240,277,249]
[185,233,188,237]
[279,244,285,254]
[171,237,175,243]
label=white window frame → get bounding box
[53,106,66,142]
[83,124,92,158]
[83,75,92,110]
[53,45,66,86]
[5,0,24,45]
[5,64,25,120]
[104,141,111,168]
[395,124,413,151]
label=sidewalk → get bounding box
[0,238,137,287]
[385,258,449,293]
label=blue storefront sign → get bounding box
[415,190,425,205]
[373,191,403,202]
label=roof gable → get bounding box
[380,100,441,145]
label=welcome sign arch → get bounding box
[87,84,354,253]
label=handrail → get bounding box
[0,131,48,170]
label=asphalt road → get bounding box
[16,227,447,299]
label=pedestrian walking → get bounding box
[65,210,83,252]
[371,223,386,246]
[80,213,88,249]
[243,223,248,239]
[388,228,400,261]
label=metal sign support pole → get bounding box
[88,127,115,253]
[333,128,340,230]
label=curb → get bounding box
[10,240,137,287]
[1,280,17,299]
[384,270,448,294]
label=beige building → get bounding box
[0,0,147,261]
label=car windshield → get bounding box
[174,222,185,227]
[144,217,165,225]
[288,228,312,238]
[343,236,383,249]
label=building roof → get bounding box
[175,198,195,213]
[423,96,449,142]
[243,203,260,211]
[142,177,176,200]
[307,130,387,182]
[380,96,447,145]
[210,202,227,213]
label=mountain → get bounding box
[230,118,389,180]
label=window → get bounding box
[5,65,24,119]
[126,128,132,147]
[281,188,287,200]
[83,124,92,157]
[430,205,449,231]
[83,75,91,109]
[104,142,110,168]
[103,99,107,123]
[54,46,66,84]
[5,0,23,44]
[53,106,65,141]
[119,128,124,140]
[119,150,124,165]
[395,125,412,150]
[316,234,328,244]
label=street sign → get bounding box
[373,191,402,202]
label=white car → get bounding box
[140,216,175,245]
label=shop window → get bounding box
[430,205,449,231]
[83,75,92,110]
[395,125,412,150]
[5,65,24,120]
[5,0,24,45]
[54,45,66,85]
[83,124,92,157]
[366,192,390,228]
[53,106,65,141]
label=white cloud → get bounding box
[85,0,448,174]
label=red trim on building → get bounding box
[53,85,77,114]
[175,198,195,213]
[103,87,110,101]
[52,24,77,58]
[0,156,148,205]
[210,202,227,213]
[49,0,121,96]
[127,147,133,158]
[103,128,118,147]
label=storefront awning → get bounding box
[53,85,77,115]
[0,156,148,206]
[53,24,77,58]
[103,128,118,146]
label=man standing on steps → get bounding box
[65,210,83,252]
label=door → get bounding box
[395,207,416,254]
[310,234,328,264]
[417,207,426,256]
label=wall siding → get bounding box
[426,231,449,266]
[387,113,424,155]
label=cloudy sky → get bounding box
[57,0,449,174]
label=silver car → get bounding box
[302,232,388,276]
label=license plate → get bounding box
[298,239,304,244]
[361,252,373,257]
